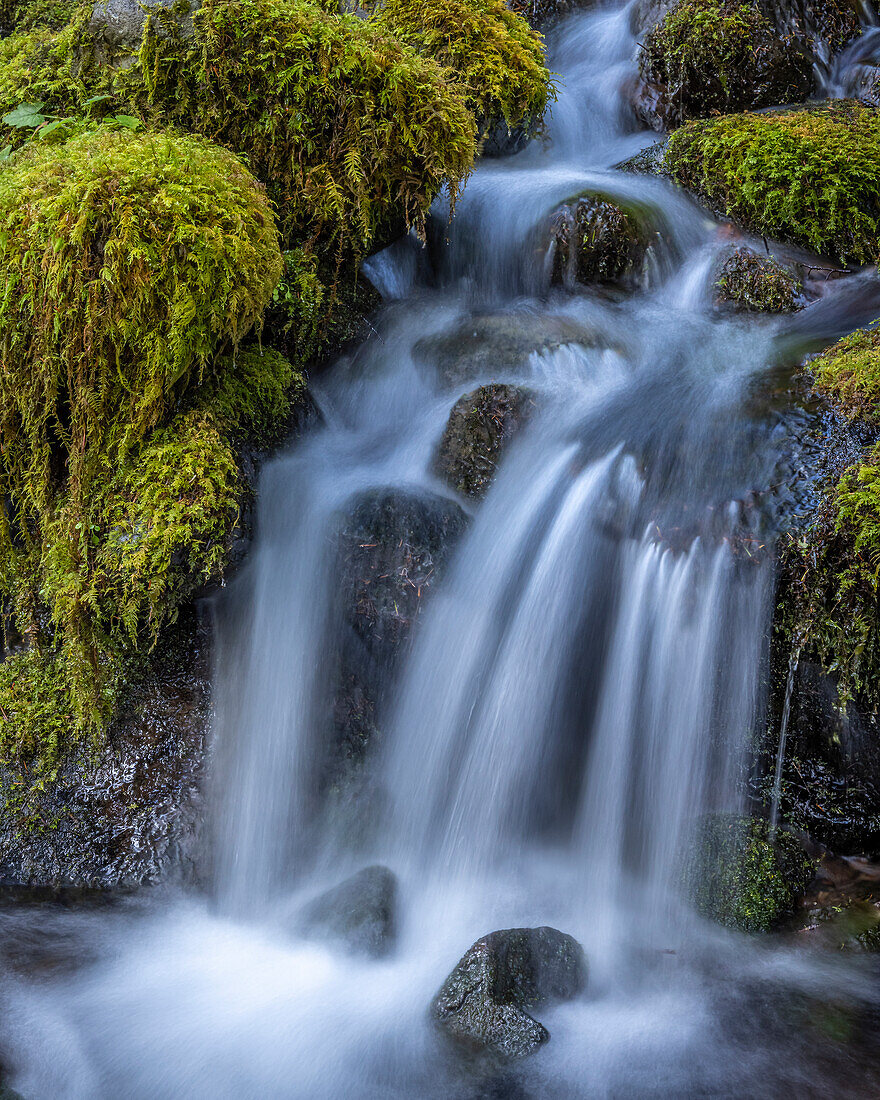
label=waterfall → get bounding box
[5,2,880,1098]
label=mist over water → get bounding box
[4,3,880,1097]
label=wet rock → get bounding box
[0,611,209,889]
[797,851,880,950]
[85,0,197,66]
[629,0,677,35]
[713,245,803,313]
[435,384,535,500]
[297,865,397,957]
[551,194,654,288]
[633,0,813,130]
[479,116,538,158]
[507,0,594,30]
[432,926,588,1060]
[682,814,816,933]
[615,140,670,178]
[416,312,598,388]
[780,0,863,67]
[331,489,468,781]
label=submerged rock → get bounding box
[416,313,597,388]
[713,245,803,313]
[435,384,535,499]
[552,194,654,288]
[297,865,397,957]
[432,926,587,1060]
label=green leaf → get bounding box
[83,94,113,106]
[36,119,74,141]
[2,103,47,129]
[110,115,141,130]
[0,145,11,163]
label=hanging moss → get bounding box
[204,344,307,446]
[665,102,880,265]
[109,0,477,251]
[0,126,282,729]
[368,0,550,137]
[683,814,815,933]
[640,0,812,127]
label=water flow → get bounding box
[5,4,880,1098]
[769,644,802,833]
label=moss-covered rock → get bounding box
[4,0,81,33]
[811,325,880,423]
[435,384,534,499]
[551,194,654,287]
[636,0,812,130]
[713,245,803,313]
[665,102,880,266]
[370,0,550,155]
[0,126,285,744]
[683,814,815,932]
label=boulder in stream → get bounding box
[431,926,587,1060]
[297,865,398,957]
[435,384,535,500]
[552,194,654,288]
[713,245,803,313]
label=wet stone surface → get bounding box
[0,612,210,890]
[432,926,588,1061]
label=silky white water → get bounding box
[3,4,880,1098]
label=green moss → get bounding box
[369,0,550,136]
[640,0,810,127]
[205,344,307,445]
[683,814,815,933]
[812,325,880,422]
[0,649,83,767]
[780,435,880,710]
[8,0,81,32]
[665,102,880,265]
[117,0,476,251]
[714,246,801,313]
[0,126,281,730]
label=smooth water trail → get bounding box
[5,2,880,1097]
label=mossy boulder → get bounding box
[370,0,550,156]
[3,0,81,33]
[636,0,812,130]
[551,194,654,287]
[86,0,199,64]
[713,245,803,313]
[664,102,880,266]
[0,126,289,746]
[431,926,587,1061]
[683,814,815,932]
[435,384,534,500]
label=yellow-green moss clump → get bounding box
[0,126,284,742]
[369,0,550,138]
[5,0,80,32]
[640,0,811,127]
[812,325,880,422]
[665,102,880,265]
[120,0,477,251]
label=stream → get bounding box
[3,2,880,1097]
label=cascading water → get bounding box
[4,3,880,1098]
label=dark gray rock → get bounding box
[435,384,534,500]
[551,194,654,288]
[615,140,670,178]
[0,611,209,890]
[479,116,538,159]
[432,926,588,1061]
[330,489,468,785]
[297,865,397,957]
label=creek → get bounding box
[3,3,880,1096]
